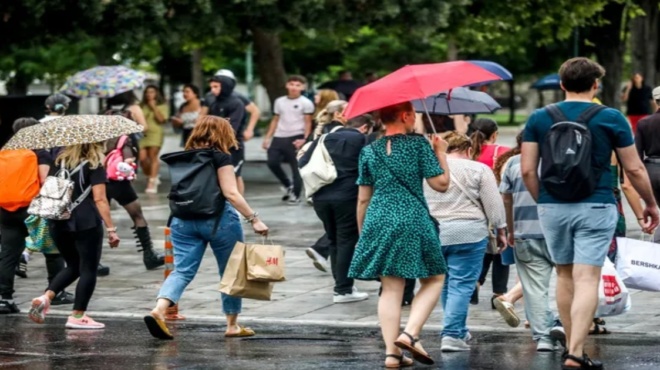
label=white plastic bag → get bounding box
[596,258,630,317]
[615,237,660,292]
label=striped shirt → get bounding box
[499,155,544,239]
[424,158,507,246]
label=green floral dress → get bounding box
[348,134,448,280]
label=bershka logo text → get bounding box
[631,260,660,270]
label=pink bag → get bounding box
[106,136,136,181]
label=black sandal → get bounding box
[562,353,603,370]
[384,354,413,368]
[394,331,434,365]
[589,318,610,335]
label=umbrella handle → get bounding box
[420,99,437,135]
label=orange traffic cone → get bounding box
[164,227,185,320]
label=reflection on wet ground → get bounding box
[1,316,659,369]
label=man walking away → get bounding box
[635,86,660,243]
[522,57,659,369]
[299,115,374,303]
[500,141,562,352]
[262,75,314,204]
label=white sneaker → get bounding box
[281,186,294,201]
[305,248,329,273]
[333,288,368,304]
[463,331,472,342]
[536,339,557,352]
[441,336,470,352]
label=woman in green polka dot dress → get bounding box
[349,102,450,368]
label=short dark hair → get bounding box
[107,90,138,107]
[347,114,375,129]
[287,75,307,84]
[12,117,39,133]
[559,57,605,93]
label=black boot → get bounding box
[134,226,165,270]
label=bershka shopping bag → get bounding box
[596,258,630,317]
[615,237,660,292]
[246,242,286,282]
[219,242,273,301]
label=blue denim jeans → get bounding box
[441,238,487,339]
[158,203,244,315]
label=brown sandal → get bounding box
[394,331,434,365]
[384,354,413,368]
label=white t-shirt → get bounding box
[273,95,314,138]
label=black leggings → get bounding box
[47,224,103,311]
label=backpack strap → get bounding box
[575,104,607,124]
[69,161,92,212]
[545,104,568,124]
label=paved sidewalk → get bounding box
[10,182,660,335]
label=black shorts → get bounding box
[106,180,139,206]
[230,145,245,177]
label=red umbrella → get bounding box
[343,61,503,119]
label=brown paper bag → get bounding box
[246,243,286,282]
[219,242,273,300]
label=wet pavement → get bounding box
[3,131,660,368]
[1,315,660,370]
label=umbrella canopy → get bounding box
[412,87,501,115]
[59,66,145,98]
[531,73,561,90]
[466,60,513,86]
[2,115,144,150]
[344,61,503,119]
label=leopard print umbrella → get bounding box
[2,115,144,150]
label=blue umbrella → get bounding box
[531,73,561,90]
[466,60,513,86]
[412,87,501,115]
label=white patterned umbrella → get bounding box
[59,66,145,98]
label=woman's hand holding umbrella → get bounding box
[431,134,449,154]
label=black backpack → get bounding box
[160,149,225,223]
[540,104,607,201]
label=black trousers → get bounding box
[478,253,509,295]
[0,209,28,299]
[267,135,304,198]
[310,234,331,259]
[313,201,359,295]
[47,224,103,311]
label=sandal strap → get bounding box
[385,354,403,360]
[401,331,418,345]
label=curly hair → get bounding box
[493,130,523,183]
[185,115,238,154]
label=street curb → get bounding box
[41,309,658,336]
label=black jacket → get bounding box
[208,76,246,139]
[299,127,368,202]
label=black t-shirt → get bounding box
[212,150,233,169]
[627,85,653,115]
[49,161,107,232]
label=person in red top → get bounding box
[468,118,512,308]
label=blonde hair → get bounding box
[314,100,347,138]
[314,89,340,117]
[443,131,472,154]
[56,142,106,170]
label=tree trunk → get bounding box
[250,27,287,104]
[591,2,628,109]
[5,72,30,95]
[447,37,459,61]
[191,48,204,90]
[631,0,659,86]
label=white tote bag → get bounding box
[596,258,631,317]
[300,134,337,197]
[615,236,660,292]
